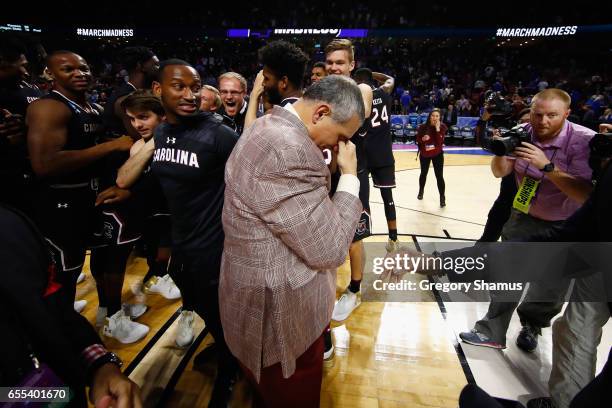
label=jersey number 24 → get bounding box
[371,105,388,128]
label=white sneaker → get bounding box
[385,238,400,253]
[77,272,86,284]
[102,310,149,344]
[175,310,195,348]
[331,289,361,322]
[74,299,87,313]
[324,344,335,360]
[145,274,181,300]
[123,303,148,319]
[96,306,108,328]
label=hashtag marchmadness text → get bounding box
[76,28,134,37]
[496,26,577,37]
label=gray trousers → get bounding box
[474,210,569,345]
[549,272,610,408]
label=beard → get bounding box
[265,86,282,105]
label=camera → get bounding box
[588,132,612,181]
[483,92,515,133]
[485,91,513,119]
[489,125,531,156]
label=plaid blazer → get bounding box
[220,106,361,381]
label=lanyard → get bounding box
[514,127,571,214]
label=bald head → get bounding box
[44,51,92,95]
[46,50,81,68]
[157,58,194,84]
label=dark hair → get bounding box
[426,108,442,126]
[517,107,531,119]
[121,90,165,116]
[119,46,156,72]
[157,59,194,82]
[259,40,309,89]
[353,67,373,84]
[313,61,326,70]
[0,35,26,64]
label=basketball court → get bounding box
[76,148,612,407]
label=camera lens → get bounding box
[490,138,511,156]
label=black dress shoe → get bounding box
[527,397,557,408]
[417,191,424,200]
[208,371,236,408]
[194,343,218,367]
[440,197,446,207]
[516,324,539,353]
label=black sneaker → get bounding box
[527,397,557,408]
[516,324,539,353]
[440,197,446,207]
[417,191,424,200]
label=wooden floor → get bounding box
[76,149,610,407]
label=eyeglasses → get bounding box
[219,90,244,97]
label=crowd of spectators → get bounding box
[350,37,611,132]
[18,33,611,133]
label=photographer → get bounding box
[478,107,530,242]
[461,89,595,352]
[452,133,612,408]
[522,131,612,408]
[477,91,521,151]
